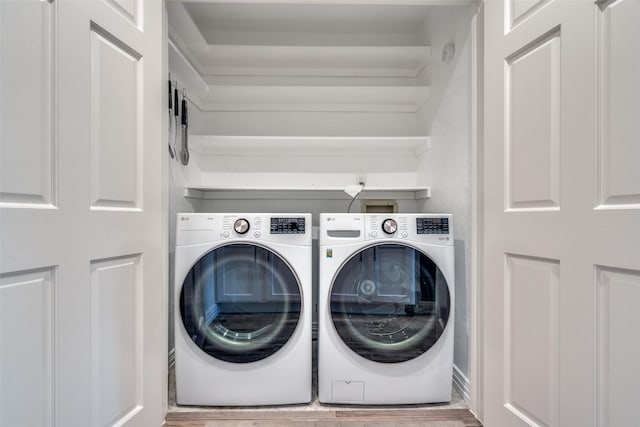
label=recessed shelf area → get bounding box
[168,42,431,113]
[167,1,433,113]
[168,2,438,201]
[182,136,432,200]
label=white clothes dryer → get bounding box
[318,213,454,404]
[174,213,312,406]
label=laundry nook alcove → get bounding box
[166,0,478,416]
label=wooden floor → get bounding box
[166,342,482,427]
[164,408,482,426]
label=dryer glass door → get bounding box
[330,243,450,363]
[180,243,301,363]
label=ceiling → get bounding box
[177,2,433,46]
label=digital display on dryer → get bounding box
[270,217,306,234]
[417,217,449,234]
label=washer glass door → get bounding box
[330,243,450,363]
[180,243,301,363]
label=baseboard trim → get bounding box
[453,364,471,403]
[169,348,176,369]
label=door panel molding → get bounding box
[0,0,56,208]
[89,23,143,211]
[0,266,57,427]
[105,0,141,29]
[504,27,561,211]
[595,0,640,209]
[90,254,143,427]
[504,254,559,427]
[506,0,552,34]
[595,265,640,427]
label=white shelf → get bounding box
[194,85,430,113]
[185,187,431,201]
[188,45,432,78]
[183,136,432,200]
[189,135,430,157]
[186,173,429,192]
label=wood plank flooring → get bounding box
[164,408,482,427]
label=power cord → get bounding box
[346,182,365,213]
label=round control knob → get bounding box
[233,218,250,234]
[382,218,398,234]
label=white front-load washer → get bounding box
[174,213,312,406]
[318,213,454,404]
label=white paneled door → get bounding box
[0,0,165,426]
[484,0,640,426]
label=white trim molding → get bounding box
[469,3,484,420]
[453,364,472,404]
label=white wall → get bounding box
[168,102,202,353]
[198,198,418,223]
[417,6,476,395]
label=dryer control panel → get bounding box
[176,213,311,246]
[363,214,453,245]
[270,217,306,234]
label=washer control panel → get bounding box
[416,217,449,235]
[270,217,306,234]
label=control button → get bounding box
[371,231,378,238]
[382,219,398,234]
[254,231,261,238]
[234,218,250,234]
[402,231,408,238]
[222,231,230,238]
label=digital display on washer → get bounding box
[270,217,306,234]
[416,217,449,234]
